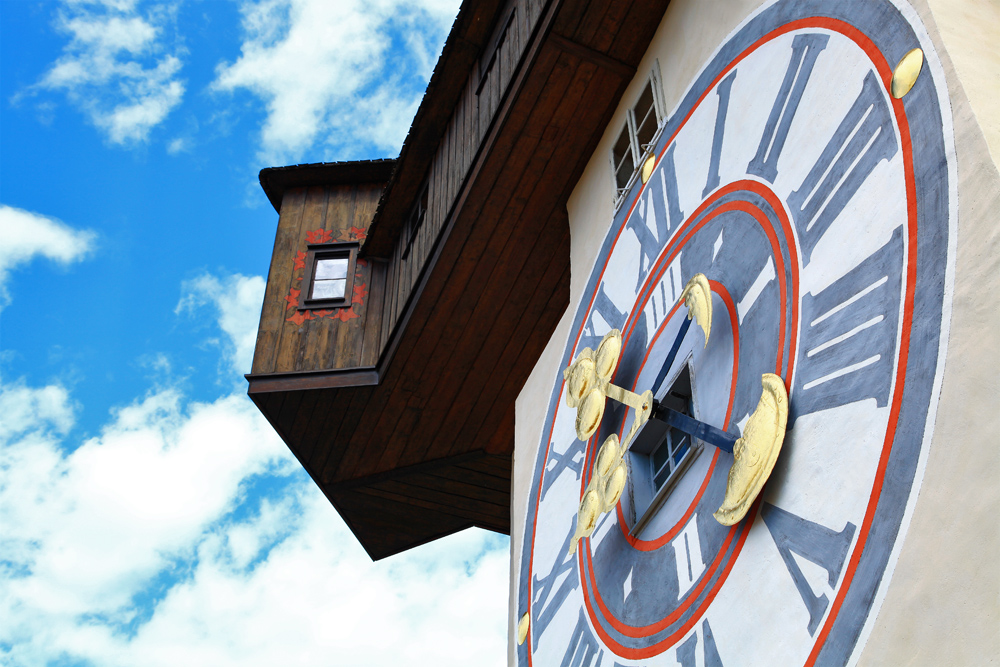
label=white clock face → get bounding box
[517,1,955,665]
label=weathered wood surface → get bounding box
[251,182,385,376]
[379,0,539,340]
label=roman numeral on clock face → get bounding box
[532,516,582,640]
[580,281,629,353]
[787,70,899,263]
[643,253,683,334]
[672,514,707,598]
[541,439,585,502]
[627,144,685,292]
[790,225,904,425]
[675,619,724,667]
[747,33,829,183]
[761,502,857,636]
[703,71,737,198]
[560,609,603,667]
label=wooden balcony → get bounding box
[247,0,670,559]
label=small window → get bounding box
[300,241,358,309]
[401,180,429,260]
[612,124,635,192]
[633,81,659,154]
[477,4,517,95]
[609,65,665,204]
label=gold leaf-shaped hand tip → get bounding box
[680,273,712,346]
[564,350,597,409]
[714,374,788,526]
[594,330,622,380]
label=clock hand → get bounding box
[653,404,738,453]
[714,373,788,526]
[563,329,652,554]
[651,273,712,397]
[561,275,714,552]
[651,317,692,397]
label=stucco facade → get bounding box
[510,0,999,663]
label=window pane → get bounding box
[634,83,657,149]
[636,109,657,150]
[651,433,672,473]
[312,279,346,300]
[654,462,671,490]
[616,152,635,190]
[613,125,632,163]
[315,258,348,280]
[672,435,690,466]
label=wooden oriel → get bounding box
[247,0,671,560]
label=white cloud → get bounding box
[0,382,296,664]
[1,267,510,666]
[33,1,186,144]
[212,0,461,164]
[0,204,96,307]
[0,382,76,442]
[176,272,266,377]
[0,385,508,667]
[166,136,190,154]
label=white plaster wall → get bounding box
[508,0,1000,663]
[926,0,1000,164]
[855,0,1000,663]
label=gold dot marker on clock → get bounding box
[516,612,530,645]
[891,48,923,99]
[641,155,656,184]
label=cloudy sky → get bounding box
[0,1,510,665]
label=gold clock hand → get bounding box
[563,329,653,554]
[714,373,788,525]
[650,273,713,397]
[680,273,712,344]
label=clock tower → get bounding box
[510,0,998,664]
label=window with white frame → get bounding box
[610,64,665,204]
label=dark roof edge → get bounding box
[258,159,396,213]
[362,0,507,257]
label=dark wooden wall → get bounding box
[380,0,545,341]
[252,183,386,375]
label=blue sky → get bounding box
[0,1,509,665]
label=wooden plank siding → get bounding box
[378,0,537,346]
[250,182,387,376]
[246,0,672,560]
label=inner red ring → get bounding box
[577,182,799,650]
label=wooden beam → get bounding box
[246,367,378,393]
[547,31,636,80]
[329,450,488,490]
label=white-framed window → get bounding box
[610,62,665,205]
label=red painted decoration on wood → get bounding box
[284,288,301,310]
[286,310,314,326]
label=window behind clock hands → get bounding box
[628,365,701,534]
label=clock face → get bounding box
[517,1,955,665]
